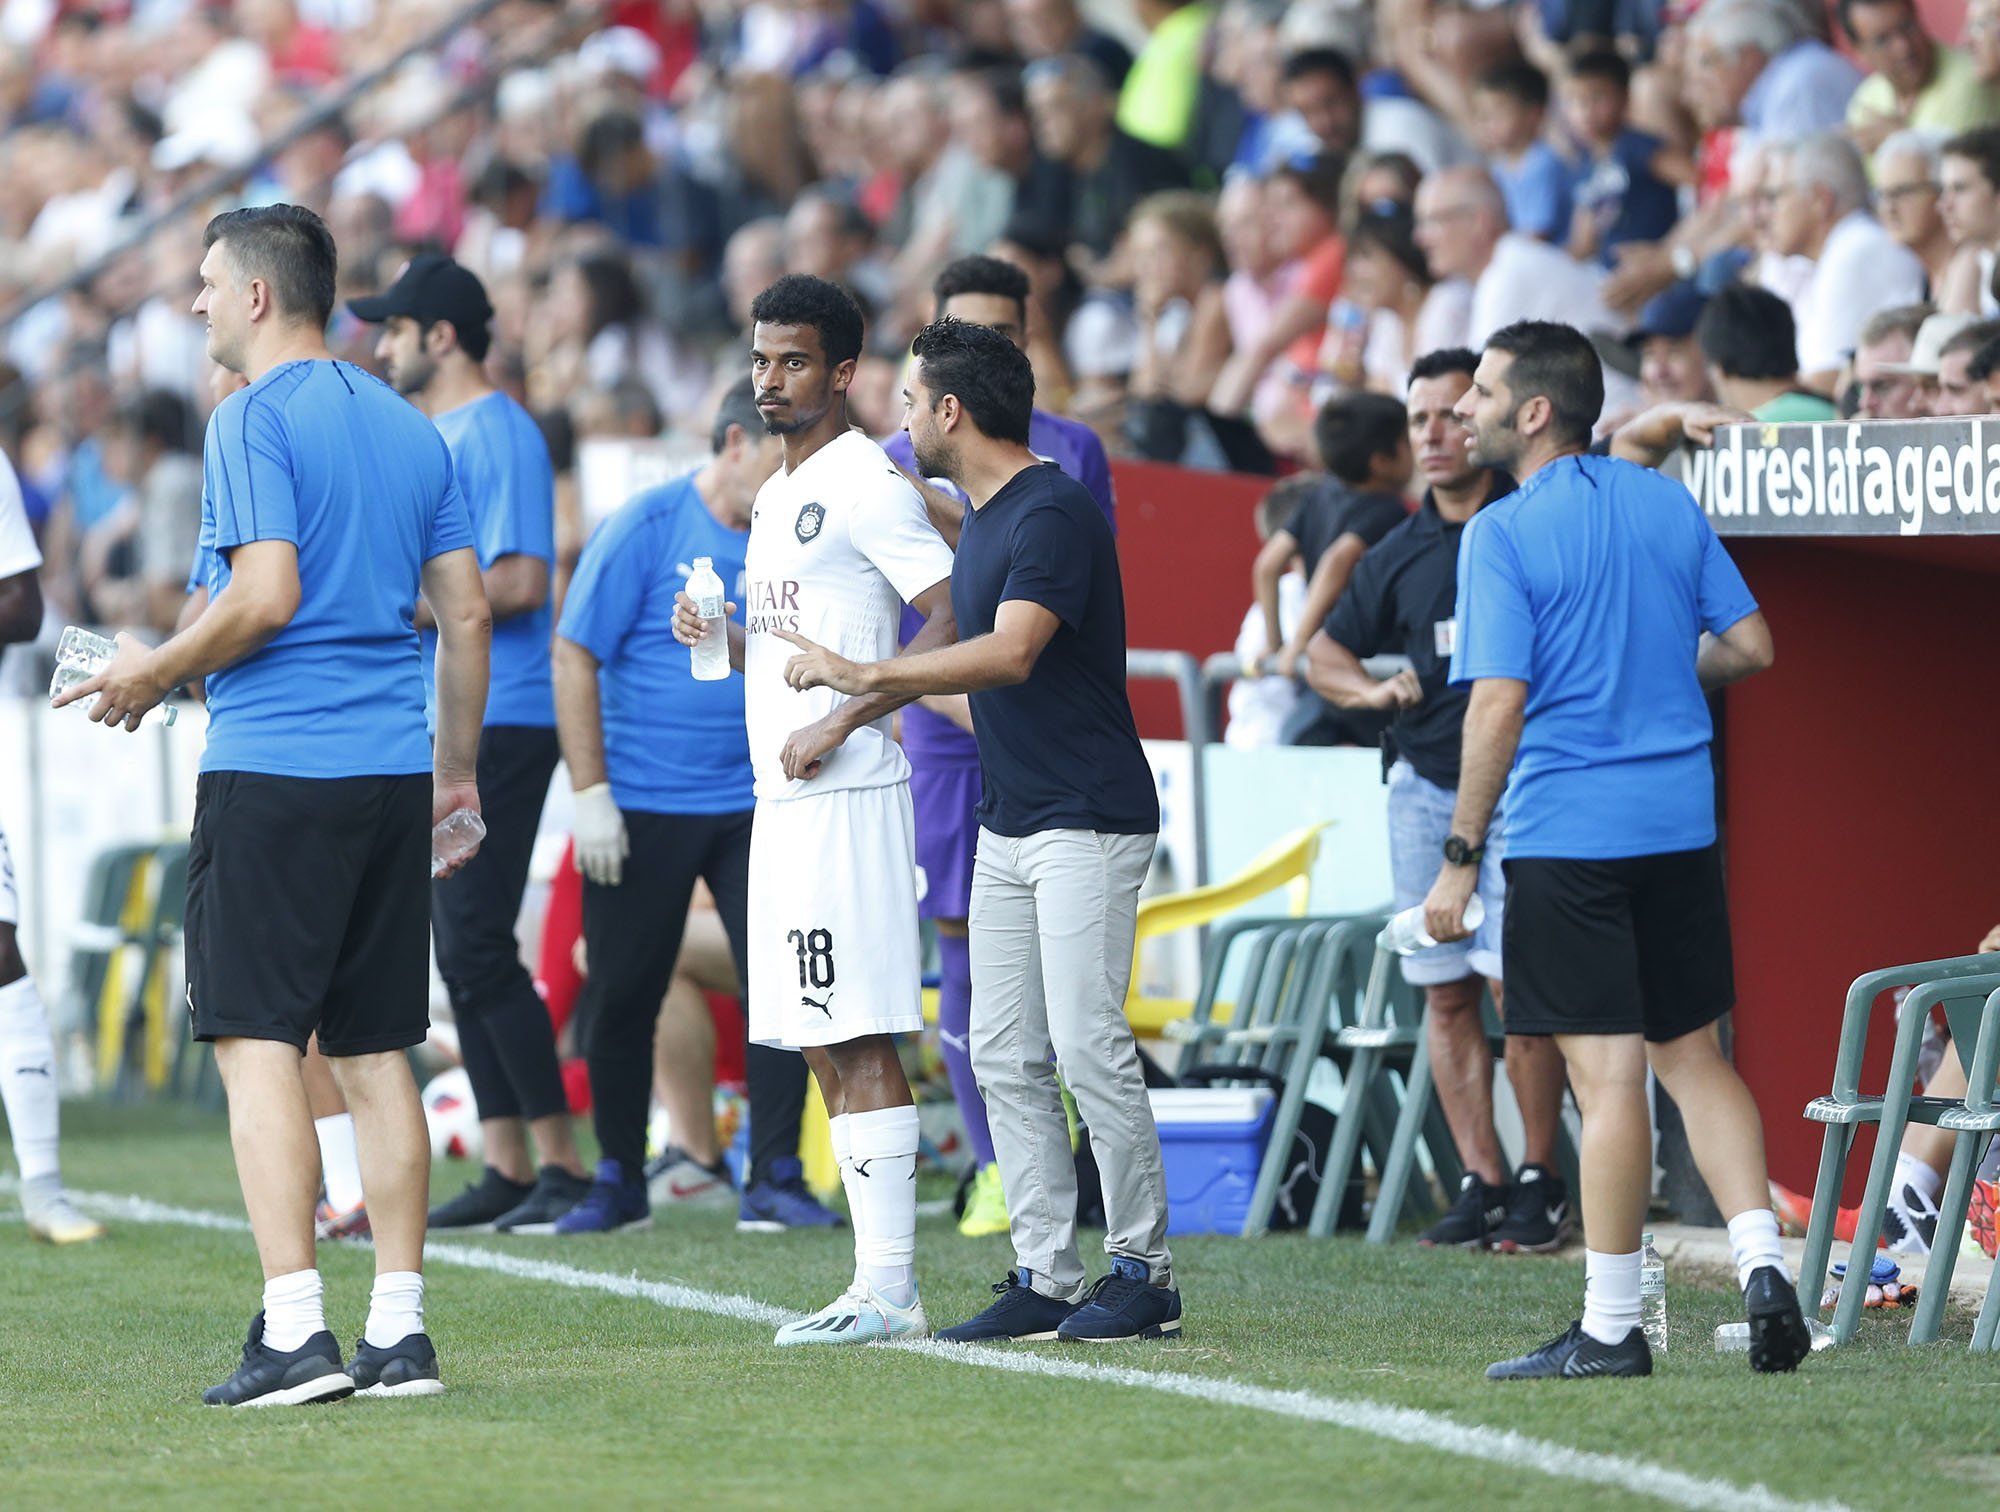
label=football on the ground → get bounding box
[422,1067,483,1161]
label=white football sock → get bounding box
[365,1270,426,1349]
[829,1112,858,1281]
[846,1105,919,1307]
[0,975,61,1182]
[1727,1206,1789,1290]
[1580,1248,1642,1345]
[314,1114,365,1213]
[1894,1150,1944,1205]
[262,1268,327,1353]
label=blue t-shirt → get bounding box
[953,463,1157,838]
[1491,141,1573,244]
[422,392,556,729]
[1449,454,1758,860]
[884,410,1118,764]
[556,475,753,815]
[1569,128,1680,264]
[197,360,475,778]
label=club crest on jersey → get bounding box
[795,502,826,543]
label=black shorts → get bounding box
[1501,844,1735,1043]
[185,770,431,1056]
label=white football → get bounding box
[422,1067,483,1161]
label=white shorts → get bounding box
[748,783,923,1049]
[0,828,16,928]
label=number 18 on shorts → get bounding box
[748,786,924,1050]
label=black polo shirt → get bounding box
[1320,472,1516,790]
[953,462,1160,838]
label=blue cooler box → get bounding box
[1149,1086,1276,1236]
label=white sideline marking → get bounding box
[53,1185,1851,1512]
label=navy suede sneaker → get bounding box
[936,1270,1078,1343]
[202,1312,354,1407]
[1055,1256,1182,1342]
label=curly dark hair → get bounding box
[749,274,866,367]
[910,317,1033,445]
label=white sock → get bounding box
[846,1105,919,1307]
[314,1114,365,1213]
[829,1112,859,1279]
[1727,1206,1789,1290]
[1580,1249,1642,1345]
[262,1268,327,1353]
[1894,1150,1944,1205]
[365,1270,425,1348]
[0,976,61,1182]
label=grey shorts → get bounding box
[1386,760,1507,987]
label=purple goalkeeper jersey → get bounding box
[884,410,1117,762]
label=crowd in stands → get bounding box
[10,0,2000,718]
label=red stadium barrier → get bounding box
[1110,459,1269,740]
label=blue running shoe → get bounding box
[738,1156,846,1233]
[347,1332,445,1398]
[202,1312,354,1407]
[1055,1256,1183,1342]
[936,1270,1077,1343]
[552,1158,652,1235]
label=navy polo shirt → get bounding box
[1322,473,1515,790]
[953,462,1158,838]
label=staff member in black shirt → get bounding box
[1305,347,1569,1253]
[774,317,1179,1347]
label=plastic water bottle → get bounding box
[49,624,178,727]
[431,808,486,877]
[1640,1231,1668,1353]
[687,557,729,682]
[1714,1318,1836,1353]
[1377,894,1485,955]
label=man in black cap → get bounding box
[350,255,591,1232]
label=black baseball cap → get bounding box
[347,254,493,345]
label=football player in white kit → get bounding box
[676,275,955,1345]
[0,450,103,1244]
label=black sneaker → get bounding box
[347,1331,445,1398]
[1490,1165,1572,1254]
[1419,1172,1508,1249]
[427,1166,534,1231]
[936,1270,1078,1343]
[1743,1266,1812,1374]
[1055,1256,1182,1342]
[1485,1320,1652,1380]
[493,1166,592,1234]
[202,1311,355,1407]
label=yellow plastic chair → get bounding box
[1125,822,1333,1037]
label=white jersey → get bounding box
[743,430,953,801]
[0,451,42,581]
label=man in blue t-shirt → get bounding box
[350,254,589,1236]
[1417,320,1808,1382]
[550,381,829,1236]
[60,205,490,1406]
[879,254,1116,1241]
[777,318,1178,1346]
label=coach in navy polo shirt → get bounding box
[61,205,491,1405]
[1417,320,1806,1382]
[775,318,1178,1347]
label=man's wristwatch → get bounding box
[1669,244,1697,282]
[1443,834,1484,867]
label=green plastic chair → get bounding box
[1806,962,2000,1343]
[1907,984,2000,1348]
[1165,916,1343,1237]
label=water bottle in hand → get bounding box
[432,808,486,878]
[1641,1231,1667,1352]
[50,625,178,727]
[687,557,729,682]
[1378,894,1485,954]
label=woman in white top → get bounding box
[1321,208,1471,397]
